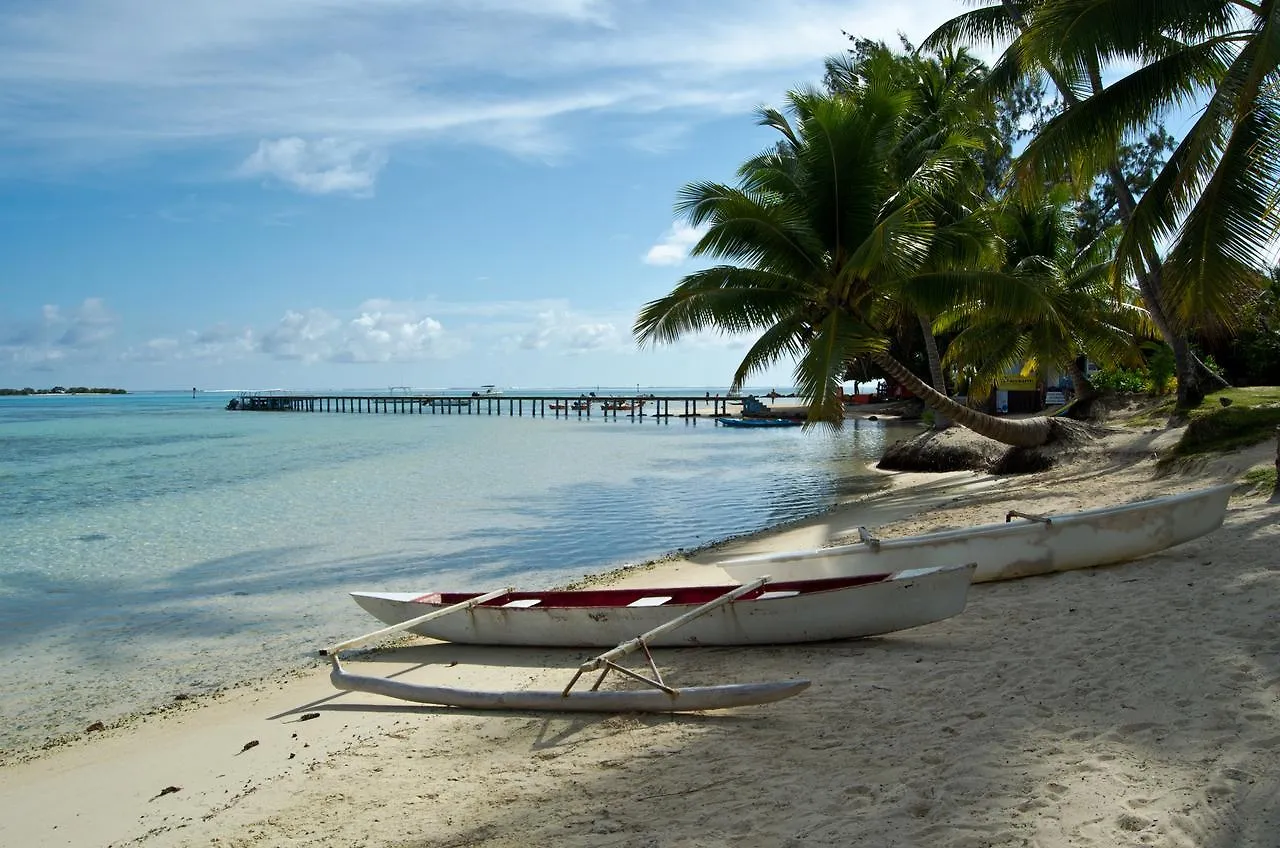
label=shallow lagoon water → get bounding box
[0,390,914,753]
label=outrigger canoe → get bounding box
[326,565,975,712]
[718,484,1233,585]
[348,564,976,647]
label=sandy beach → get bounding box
[3,421,1278,848]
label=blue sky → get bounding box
[2,0,972,392]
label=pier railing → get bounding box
[225,393,741,420]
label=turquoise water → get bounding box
[0,390,914,754]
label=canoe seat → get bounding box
[757,590,800,600]
[627,596,673,607]
[502,598,542,608]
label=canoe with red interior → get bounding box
[350,563,976,648]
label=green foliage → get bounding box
[1089,367,1148,394]
[1211,272,1280,385]
[1089,343,1181,396]
[1143,343,1176,395]
[1243,465,1277,493]
[633,60,1060,447]
[0,386,127,396]
[1165,387,1280,461]
[1073,129,1177,249]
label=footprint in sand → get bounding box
[1117,722,1159,735]
[1116,812,1152,832]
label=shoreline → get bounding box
[0,457,922,767]
[3,423,1278,847]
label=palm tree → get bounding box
[826,43,1001,426]
[937,187,1156,405]
[633,88,1072,448]
[1015,0,1272,335]
[924,0,1247,407]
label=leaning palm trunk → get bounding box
[869,351,1053,447]
[918,313,951,430]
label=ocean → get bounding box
[0,388,915,755]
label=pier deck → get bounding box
[225,393,741,420]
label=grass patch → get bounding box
[1244,465,1277,493]
[1162,386,1280,463]
[1118,397,1177,428]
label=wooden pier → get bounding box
[225,393,739,420]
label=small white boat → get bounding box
[348,564,976,647]
[717,417,804,428]
[328,566,973,712]
[719,484,1234,585]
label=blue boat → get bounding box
[716,417,804,428]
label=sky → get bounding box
[2,0,976,392]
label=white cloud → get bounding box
[643,221,707,266]
[239,138,386,195]
[257,309,345,361]
[0,0,964,178]
[508,308,624,351]
[339,308,447,362]
[57,298,119,346]
[0,297,120,368]
[122,337,180,363]
[567,322,620,352]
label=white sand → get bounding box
[3,424,1278,848]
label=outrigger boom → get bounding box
[325,576,811,713]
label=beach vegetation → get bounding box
[1243,464,1277,493]
[1162,386,1280,461]
[1088,367,1152,396]
[926,0,1268,409]
[936,185,1155,409]
[825,40,999,430]
[0,386,127,395]
[1199,269,1280,386]
[634,66,1097,448]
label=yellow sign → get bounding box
[995,375,1038,391]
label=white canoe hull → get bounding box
[720,484,1233,585]
[350,564,976,647]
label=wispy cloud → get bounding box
[0,0,961,188]
[3,294,781,384]
[0,298,120,369]
[238,138,387,195]
[506,308,626,353]
[643,221,707,266]
[79,296,636,369]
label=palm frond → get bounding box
[633,267,806,346]
[1015,38,1229,193]
[921,3,1025,52]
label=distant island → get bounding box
[0,386,127,396]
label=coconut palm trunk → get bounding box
[995,0,1214,408]
[870,351,1052,447]
[1065,358,1097,401]
[918,313,951,429]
